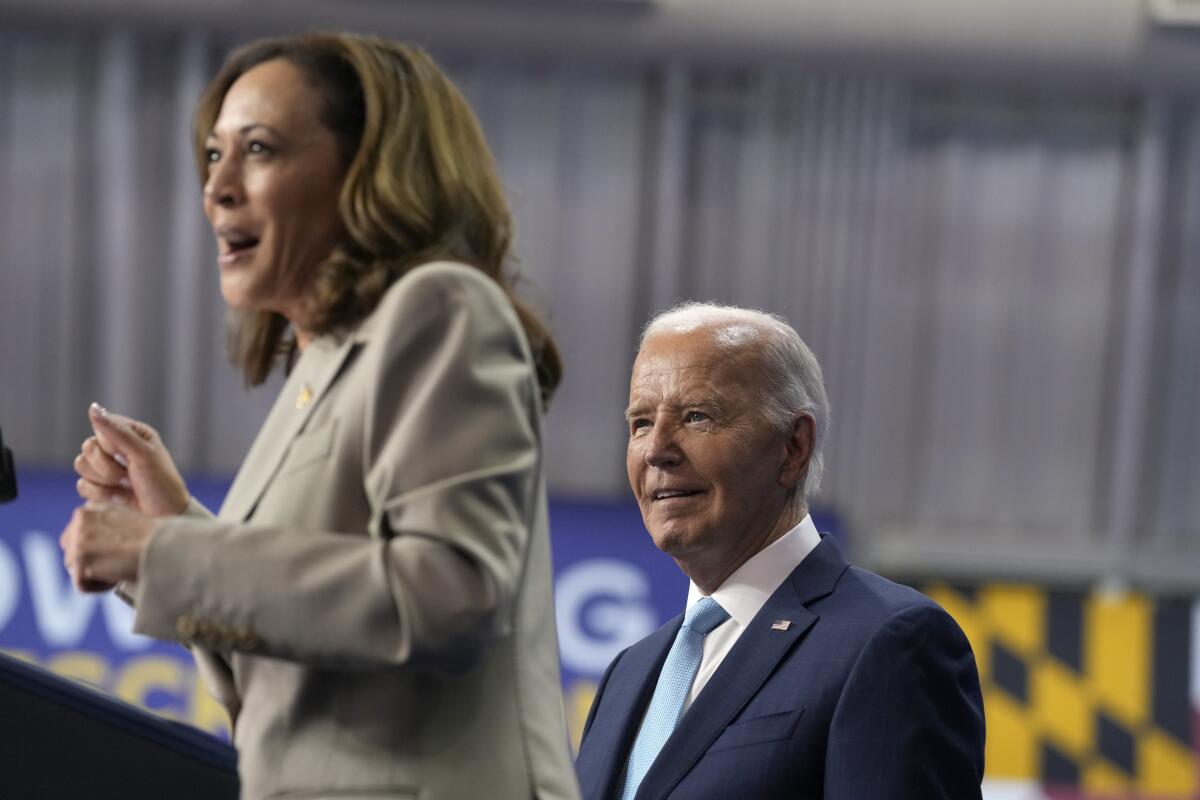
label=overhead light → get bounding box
[1147,0,1200,25]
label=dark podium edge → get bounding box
[0,649,237,773]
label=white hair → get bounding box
[640,302,830,504]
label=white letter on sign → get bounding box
[556,559,658,675]
[0,538,20,632]
[23,531,98,647]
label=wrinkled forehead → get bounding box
[629,327,762,403]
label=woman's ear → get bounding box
[779,414,814,489]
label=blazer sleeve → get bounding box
[131,267,541,672]
[114,495,214,606]
[824,602,986,800]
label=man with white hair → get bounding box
[574,303,985,800]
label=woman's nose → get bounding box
[203,156,243,208]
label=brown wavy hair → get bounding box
[193,32,562,406]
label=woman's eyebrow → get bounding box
[207,122,285,140]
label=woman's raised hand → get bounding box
[73,403,190,517]
[60,501,159,592]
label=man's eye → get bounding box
[630,419,651,433]
[684,411,708,423]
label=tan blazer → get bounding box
[130,262,580,800]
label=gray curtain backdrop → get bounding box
[0,27,1196,587]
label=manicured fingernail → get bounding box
[118,477,132,489]
[90,402,109,418]
[112,453,128,468]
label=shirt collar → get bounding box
[685,513,822,628]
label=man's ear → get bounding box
[779,414,814,489]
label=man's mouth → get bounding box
[652,488,704,502]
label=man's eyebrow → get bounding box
[679,392,726,416]
[624,394,728,421]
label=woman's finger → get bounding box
[89,403,152,467]
[75,437,128,487]
[82,403,188,517]
[76,477,132,505]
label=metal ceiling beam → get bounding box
[1,0,1199,92]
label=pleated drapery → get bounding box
[1,28,1197,586]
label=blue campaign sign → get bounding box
[0,469,237,736]
[0,470,839,746]
[549,499,688,684]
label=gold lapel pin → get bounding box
[771,620,792,631]
[296,383,313,410]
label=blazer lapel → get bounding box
[636,535,851,800]
[219,333,359,522]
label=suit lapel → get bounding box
[636,535,851,800]
[583,619,681,800]
[219,334,358,522]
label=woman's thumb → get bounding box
[88,403,142,463]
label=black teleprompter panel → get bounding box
[0,652,238,799]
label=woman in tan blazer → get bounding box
[61,33,580,800]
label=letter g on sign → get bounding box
[555,559,657,676]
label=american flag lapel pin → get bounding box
[771,620,792,631]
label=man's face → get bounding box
[625,329,796,573]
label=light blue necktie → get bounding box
[621,596,730,800]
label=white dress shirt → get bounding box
[682,514,821,710]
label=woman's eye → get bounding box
[247,140,272,155]
[205,148,220,163]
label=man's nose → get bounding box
[643,423,683,468]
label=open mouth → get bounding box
[217,228,261,262]
[652,488,704,502]
[227,236,259,253]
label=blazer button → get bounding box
[211,626,232,649]
[195,620,217,644]
[233,626,260,651]
[175,615,197,641]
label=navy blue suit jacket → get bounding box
[574,535,985,799]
